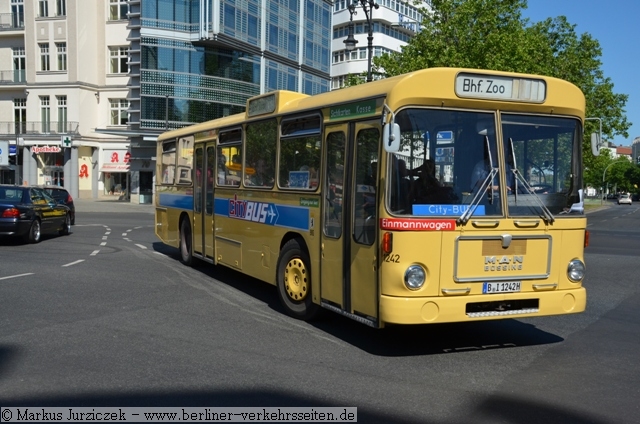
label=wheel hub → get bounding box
[284,258,308,301]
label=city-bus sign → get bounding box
[455,72,546,103]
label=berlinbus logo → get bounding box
[379,218,456,231]
[229,194,275,224]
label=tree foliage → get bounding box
[374,0,631,173]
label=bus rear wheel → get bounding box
[179,218,193,266]
[276,239,319,320]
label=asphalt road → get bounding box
[0,200,638,424]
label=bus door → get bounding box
[321,121,379,325]
[193,146,204,257]
[193,143,216,262]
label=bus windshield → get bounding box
[387,108,583,219]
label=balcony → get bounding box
[0,13,25,31]
[0,70,26,84]
[0,122,80,135]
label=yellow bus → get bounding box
[155,67,594,328]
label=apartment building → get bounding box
[331,0,427,89]
[1,0,333,203]
[0,0,131,200]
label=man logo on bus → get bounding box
[484,255,523,271]
[229,194,271,224]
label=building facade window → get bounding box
[41,96,51,133]
[39,44,50,71]
[109,0,128,20]
[109,47,128,73]
[38,0,48,17]
[56,0,66,16]
[12,47,25,82]
[110,99,129,125]
[56,43,67,71]
[57,96,67,133]
[11,0,24,28]
[14,98,26,134]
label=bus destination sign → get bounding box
[329,100,377,121]
[455,73,546,103]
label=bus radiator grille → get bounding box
[466,299,539,318]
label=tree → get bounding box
[375,0,631,169]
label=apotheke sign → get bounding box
[31,146,62,154]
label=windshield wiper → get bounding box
[507,137,554,223]
[510,168,555,223]
[458,166,498,225]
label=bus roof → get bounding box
[158,67,585,142]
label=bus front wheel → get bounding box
[276,239,319,320]
[179,218,193,266]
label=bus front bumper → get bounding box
[380,287,586,325]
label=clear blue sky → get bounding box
[522,0,639,146]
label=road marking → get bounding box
[0,273,34,281]
[62,260,85,267]
[105,231,111,235]
[90,250,100,256]
[135,244,147,250]
[122,232,128,236]
[102,236,108,240]
[123,238,131,242]
[100,242,107,246]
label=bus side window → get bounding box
[245,119,277,188]
[279,115,321,190]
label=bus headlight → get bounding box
[567,259,585,282]
[404,265,426,290]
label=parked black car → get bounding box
[39,185,75,225]
[0,185,72,243]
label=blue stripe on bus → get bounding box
[158,192,193,210]
[214,197,309,231]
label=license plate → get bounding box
[483,281,521,294]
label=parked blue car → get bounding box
[0,185,72,243]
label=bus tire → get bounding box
[179,218,193,266]
[276,239,319,320]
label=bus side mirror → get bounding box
[591,133,600,156]
[383,123,401,153]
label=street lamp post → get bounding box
[343,0,379,83]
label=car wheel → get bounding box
[59,214,71,236]
[276,238,319,320]
[25,219,41,244]
[179,218,193,266]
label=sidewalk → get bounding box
[73,195,154,214]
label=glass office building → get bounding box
[130,0,332,131]
[121,0,332,203]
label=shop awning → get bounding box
[100,164,130,172]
